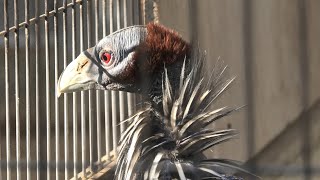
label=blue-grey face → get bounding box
[57,25,147,96]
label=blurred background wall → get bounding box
[147,0,320,179]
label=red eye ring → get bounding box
[101,52,112,64]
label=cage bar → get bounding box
[54,0,60,179]
[79,0,87,178]
[109,0,119,159]
[62,0,69,179]
[86,0,94,171]
[4,0,11,179]
[103,0,111,162]
[125,0,135,118]
[117,0,126,135]
[71,0,78,178]
[44,0,51,179]
[95,0,102,168]
[14,0,21,179]
[25,0,31,179]
[34,0,40,179]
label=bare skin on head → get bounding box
[58,23,190,105]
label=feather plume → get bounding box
[115,52,257,180]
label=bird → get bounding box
[58,23,256,180]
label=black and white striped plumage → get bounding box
[115,54,254,180]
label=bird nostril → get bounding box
[77,59,89,72]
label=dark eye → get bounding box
[101,52,112,64]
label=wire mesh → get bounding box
[0,0,141,179]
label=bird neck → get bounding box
[143,59,188,110]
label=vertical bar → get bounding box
[109,0,119,158]
[45,0,51,179]
[134,0,143,110]
[117,0,126,134]
[25,0,31,178]
[137,0,143,110]
[4,0,11,179]
[14,0,21,179]
[62,0,69,179]
[87,0,94,170]
[124,0,134,118]
[95,0,102,166]
[123,0,128,27]
[71,0,78,178]
[127,94,134,116]
[116,0,121,29]
[242,0,256,174]
[111,90,118,158]
[131,0,139,113]
[140,0,145,24]
[79,0,86,178]
[103,0,111,161]
[35,0,40,178]
[297,1,311,179]
[54,0,60,179]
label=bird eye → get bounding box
[101,52,112,64]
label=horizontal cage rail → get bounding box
[0,0,86,37]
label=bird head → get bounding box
[58,23,190,103]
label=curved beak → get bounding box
[57,48,98,97]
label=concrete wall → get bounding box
[154,0,320,179]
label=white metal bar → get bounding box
[80,0,87,178]
[54,0,60,179]
[123,0,128,27]
[109,0,119,158]
[71,0,78,178]
[116,0,121,29]
[135,0,143,110]
[123,0,133,130]
[131,0,139,114]
[111,89,118,158]
[127,93,134,117]
[25,0,31,179]
[45,0,51,179]
[116,0,126,135]
[35,0,40,179]
[14,0,21,179]
[87,0,95,171]
[95,0,102,168]
[62,0,69,179]
[135,0,142,110]
[4,0,11,179]
[124,0,135,118]
[103,0,111,161]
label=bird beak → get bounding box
[57,48,98,97]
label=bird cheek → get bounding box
[97,73,112,89]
